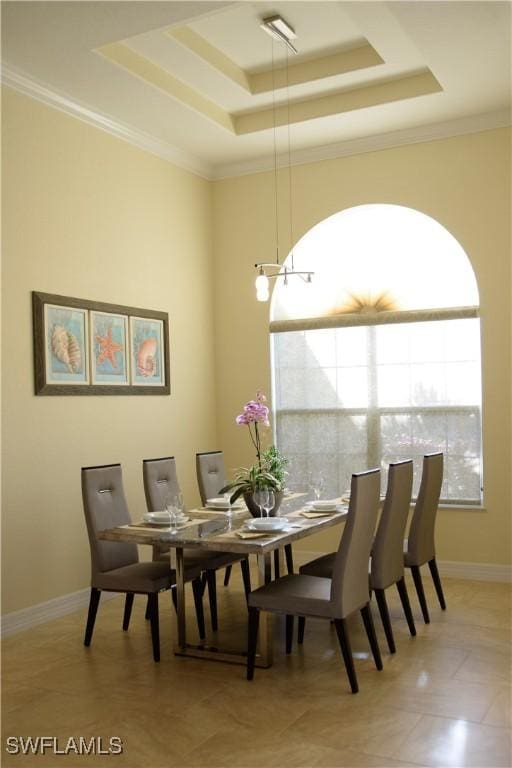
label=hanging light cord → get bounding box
[285,46,294,272]
[272,39,280,266]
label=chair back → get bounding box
[371,460,413,590]
[406,453,444,566]
[330,469,380,618]
[196,451,226,506]
[143,456,181,512]
[81,464,138,576]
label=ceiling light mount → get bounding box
[260,15,298,55]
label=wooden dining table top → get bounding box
[98,502,348,555]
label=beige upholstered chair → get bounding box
[197,450,294,583]
[82,463,205,661]
[405,452,446,623]
[196,451,234,587]
[299,460,416,654]
[143,456,251,631]
[369,460,416,650]
[246,469,383,693]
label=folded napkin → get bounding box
[129,519,196,530]
[235,529,271,539]
[300,510,337,519]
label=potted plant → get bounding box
[220,392,288,517]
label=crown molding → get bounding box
[1,64,213,180]
[2,65,509,183]
[213,109,511,179]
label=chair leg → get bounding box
[285,544,294,574]
[191,577,206,640]
[206,570,218,631]
[285,615,294,654]
[122,593,134,631]
[241,559,251,603]
[360,603,383,671]
[147,593,160,662]
[145,595,151,620]
[298,616,306,644]
[247,607,260,680]
[223,565,232,586]
[170,587,177,613]
[428,557,446,610]
[84,588,101,646]
[201,571,208,597]
[374,588,396,653]
[411,565,430,623]
[396,577,416,636]
[333,618,358,694]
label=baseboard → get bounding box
[295,551,512,583]
[438,560,512,582]
[2,557,510,638]
[1,588,117,639]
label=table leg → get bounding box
[173,549,274,668]
[257,552,273,667]
[174,547,186,650]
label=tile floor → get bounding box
[2,565,511,767]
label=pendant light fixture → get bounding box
[254,15,314,302]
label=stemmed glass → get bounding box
[165,493,181,534]
[253,488,269,519]
[262,490,275,519]
[308,474,325,501]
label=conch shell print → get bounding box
[136,337,157,377]
[51,325,82,373]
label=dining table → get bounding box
[99,495,348,668]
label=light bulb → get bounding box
[255,272,270,302]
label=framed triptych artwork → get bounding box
[32,292,170,395]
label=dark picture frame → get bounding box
[32,291,170,396]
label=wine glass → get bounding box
[165,493,181,533]
[308,474,325,501]
[262,490,275,519]
[253,488,269,518]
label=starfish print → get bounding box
[96,327,123,368]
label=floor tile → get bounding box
[393,714,511,767]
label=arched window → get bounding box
[270,205,482,504]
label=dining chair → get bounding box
[81,463,205,662]
[144,456,251,631]
[196,449,294,583]
[404,452,446,623]
[298,460,417,654]
[246,469,383,694]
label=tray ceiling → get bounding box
[2,1,510,178]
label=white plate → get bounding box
[311,500,339,511]
[143,512,189,526]
[245,517,289,532]
[206,498,243,511]
[305,504,345,514]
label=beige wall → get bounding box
[1,88,218,613]
[2,88,510,617]
[212,128,511,565]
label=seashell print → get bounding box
[51,325,82,373]
[136,337,157,377]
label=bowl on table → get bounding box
[310,500,339,512]
[245,517,289,533]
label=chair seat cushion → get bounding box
[93,561,174,593]
[299,552,336,579]
[248,574,333,618]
